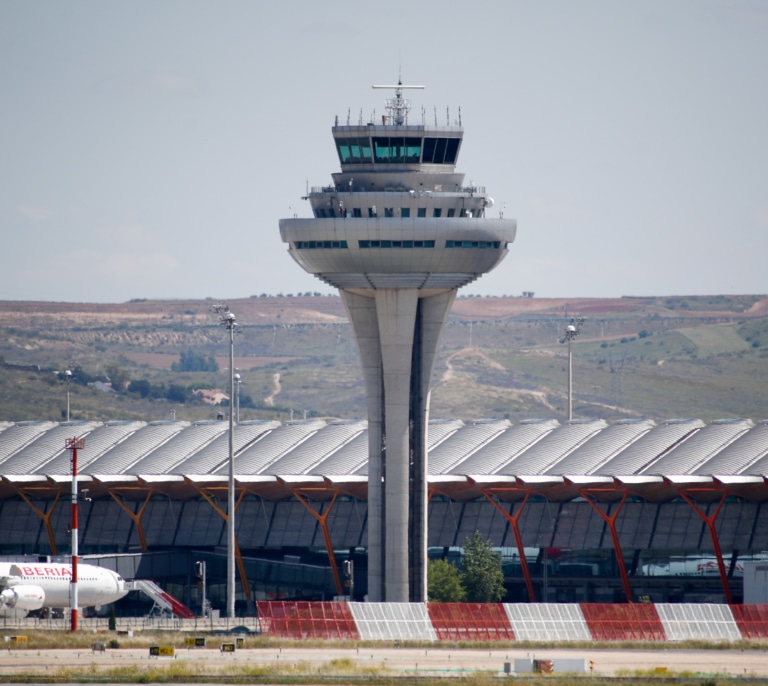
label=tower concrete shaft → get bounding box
[342,289,454,601]
[279,81,516,602]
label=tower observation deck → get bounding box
[280,81,516,602]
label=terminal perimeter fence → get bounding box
[256,601,768,643]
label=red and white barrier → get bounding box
[256,601,768,642]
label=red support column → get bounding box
[579,488,633,603]
[12,488,62,555]
[108,489,154,551]
[479,488,536,602]
[674,487,732,604]
[290,488,345,598]
[195,486,252,601]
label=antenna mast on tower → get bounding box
[372,79,425,126]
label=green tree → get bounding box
[105,364,130,392]
[460,531,506,602]
[128,379,151,398]
[427,558,466,602]
[166,384,188,403]
[172,349,219,372]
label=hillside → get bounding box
[0,294,766,424]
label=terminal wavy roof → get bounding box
[1,417,767,503]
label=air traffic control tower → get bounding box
[280,81,516,602]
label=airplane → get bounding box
[0,561,129,617]
[639,557,745,577]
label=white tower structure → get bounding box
[280,81,517,602]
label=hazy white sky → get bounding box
[2,1,766,302]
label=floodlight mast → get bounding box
[560,318,585,421]
[65,370,72,422]
[214,304,237,619]
[234,373,241,424]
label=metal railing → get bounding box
[0,614,262,633]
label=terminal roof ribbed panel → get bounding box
[228,420,326,475]
[639,419,754,475]
[693,421,768,475]
[0,421,57,462]
[427,419,464,448]
[428,420,511,474]
[84,421,189,474]
[324,432,368,476]
[733,422,768,475]
[594,419,704,475]
[170,421,279,474]
[40,421,146,474]
[129,421,228,475]
[0,421,99,474]
[549,419,656,476]
[1,418,768,482]
[320,428,369,475]
[495,420,607,476]
[269,420,366,475]
[452,419,559,475]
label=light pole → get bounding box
[215,305,237,619]
[234,373,241,424]
[65,370,72,422]
[560,318,585,421]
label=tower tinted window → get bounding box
[372,137,422,163]
[422,137,437,163]
[422,138,460,164]
[444,138,460,164]
[336,137,372,164]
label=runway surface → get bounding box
[1,645,767,679]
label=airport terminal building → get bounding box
[1,416,767,614]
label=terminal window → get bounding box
[445,240,500,249]
[359,240,435,249]
[295,240,349,249]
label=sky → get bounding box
[1,1,766,303]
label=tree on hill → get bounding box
[171,349,219,373]
[460,531,506,602]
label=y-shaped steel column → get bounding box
[196,486,252,601]
[579,488,633,603]
[674,487,732,604]
[289,487,344,598]
[108,489,154,552]
[479,487,536,602]
[12,487,62,555]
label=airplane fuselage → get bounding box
[0,562,128,614]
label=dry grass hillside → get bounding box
[0,294,766,424]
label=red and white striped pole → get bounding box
[66,437,84,632]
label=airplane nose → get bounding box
[114,572,128,597]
